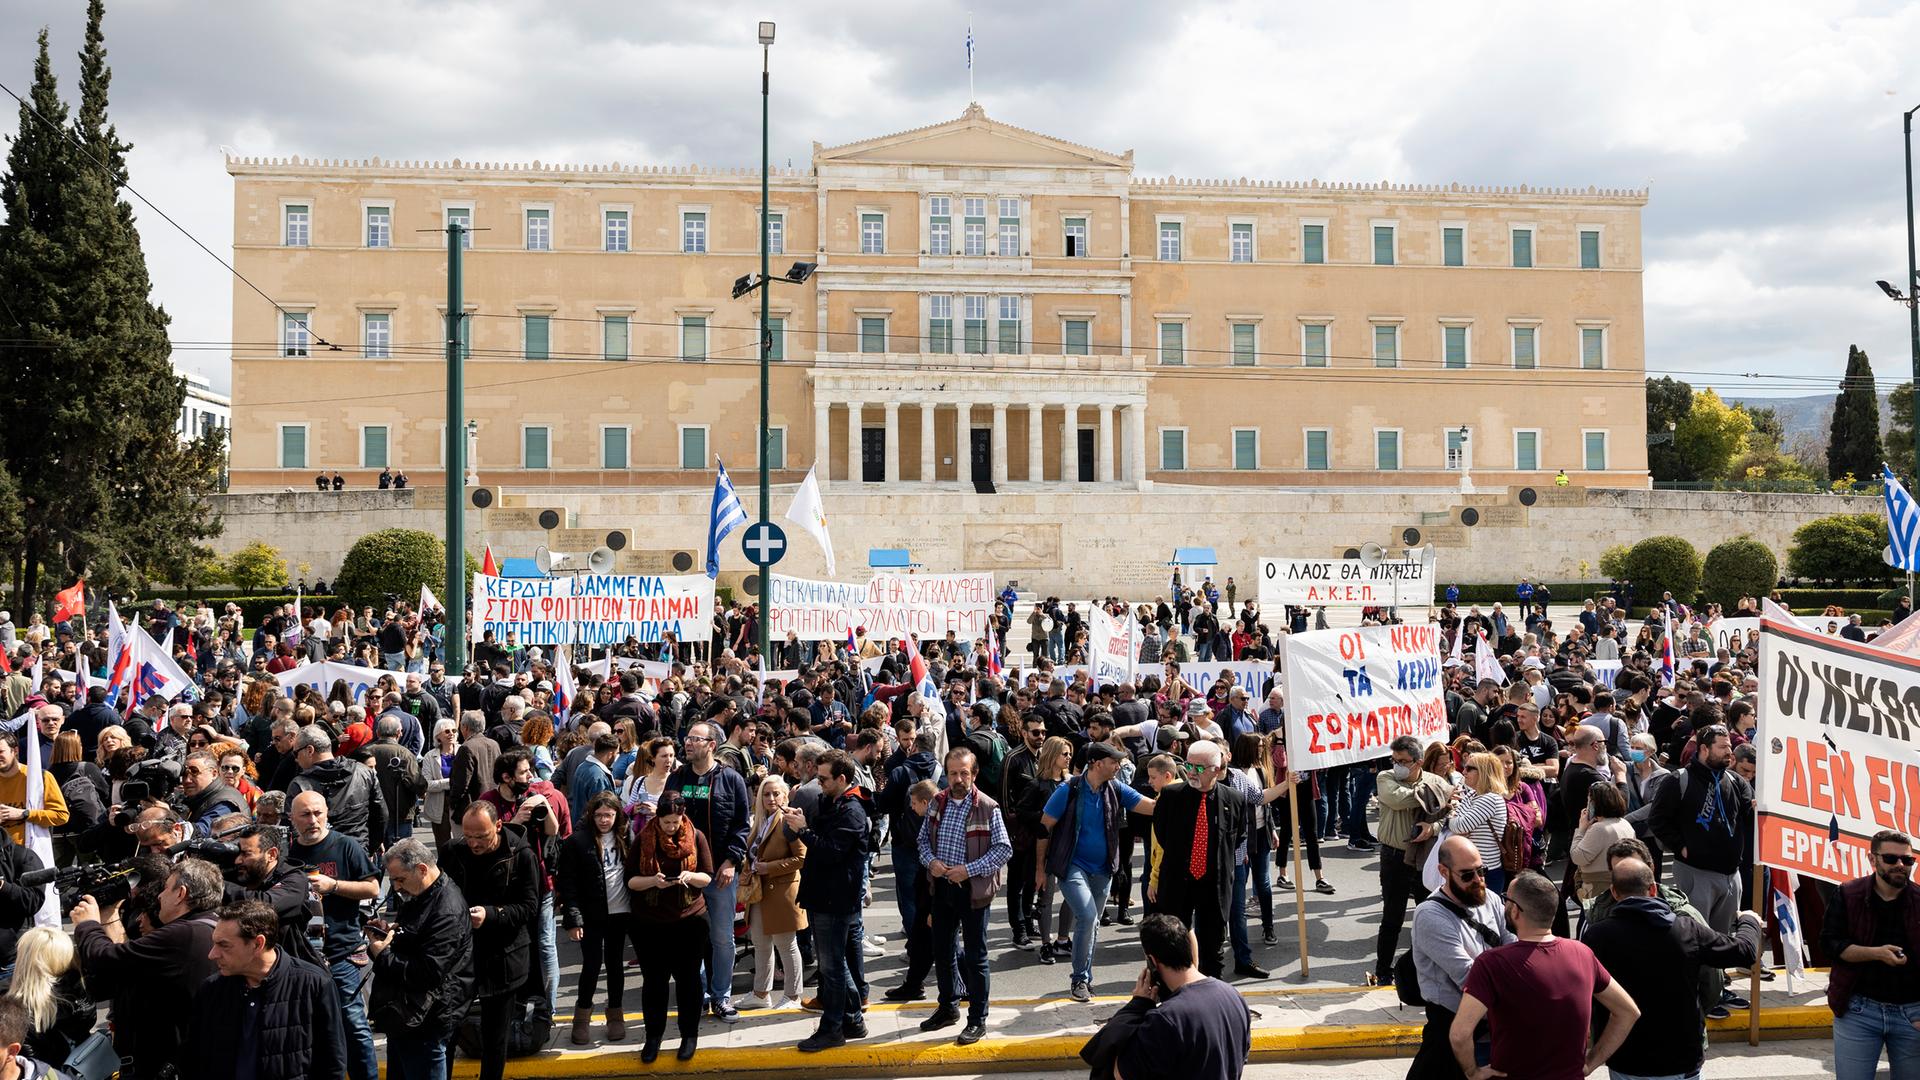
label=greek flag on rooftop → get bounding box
[1884,464,1920,572]
[706,458,749,579]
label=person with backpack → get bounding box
[1040,742,1157,1002]
[960,705,1008,798]
[1406,836,1513,1080]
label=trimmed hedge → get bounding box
[1622,536,1704,605]
[1443,583,1613,605]
[1773,588,1895,610]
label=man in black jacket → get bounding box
[288,724,387,853]
[0,825,44,973]
[370,836,475,1080]
[1583,856,1761,1078]
[440,803,537,1080]
[791,751,873,1053]
[225,822,321,967]
[71,858,223,1080]
[189,899,347,1080]
[1648,723,1749,938]
[178,751,249,837]
[67,685,119,758]
[879,730,941,993]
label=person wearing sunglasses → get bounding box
[1825,828,1920,1079]
[1407,835,1513,1078]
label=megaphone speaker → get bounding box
[1359,542,1385,569]
[587,547,615,574]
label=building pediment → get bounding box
[813,104,1132,170]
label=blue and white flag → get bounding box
[706,458,749,579]
[965,19,973,69]
[1884,464,1920,571]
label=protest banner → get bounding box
[1754,599,1920,885]
[1258,556,1436,608]
[472,573,714,646]
[1088,607,1136,687]
[1706,616,1759,654]
[765,572,995,641]
[274,660,385,703]
[1281,622,1447,771]
[1590,658,1623,688]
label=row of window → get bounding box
[1155,319,1608,369]
[277,422,783,473]
[1156,427,1612,473]
[279,201,1605,269]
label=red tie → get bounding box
[1189,793,1209,880]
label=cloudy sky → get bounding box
[3,0,1918,399]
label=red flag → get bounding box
[53,581,85,623]
[481,546,499,577]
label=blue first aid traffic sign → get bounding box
[742,521,789,566]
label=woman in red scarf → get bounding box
[625,791,712,1063]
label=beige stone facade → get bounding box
[225,105,1650,493]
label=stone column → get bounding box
[1027,403,1045,483]
[883,401,901,483]
[846,400,864,484]
[991,404,1009,485]
[954,402,972,485]
[1097,403,1115,483]
[813,400,831,491]
[1128,401,1148,490]
[920,402,936,483]
[1061,403,1078,483]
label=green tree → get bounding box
[1598,544,1631,580]
[1737,404,1785,453]
[1622,536,1703,603]
[1646,377,1695,482]
[1887,381,1914,481]
[1701,536,1779,610]
[1674,389,1752,479]
[1828,345,1882,482]
[334,529,479,608]
[224,541,289,593]
[0,6,223,612]
[1786,513,1890,585]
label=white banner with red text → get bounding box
[1281,623,1446,771]
[764,572,995,642]
[1257,556,1436,608]
[472,573,714,646]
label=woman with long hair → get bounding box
[558,790,633,1044]
[1446,751,1513,894]
[622,737,676,838]
[7,925,93,1063]
[741,775,807,1010]
[1571,780,1636,900]
[521,714,557,781]
[1492,745,1547,872]
[92,725,129,772]
[215,745,262,811]
[1267,732,1330,903]
[1020,736,1074,964]
[422,719,460,848]
[625,790,712,1063]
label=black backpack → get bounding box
[1394,894,1504,1007]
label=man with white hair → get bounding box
[1148,741,1248,978]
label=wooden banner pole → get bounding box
[1286,774,1310,980]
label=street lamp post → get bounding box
[758,20,775,674]
[1906,105,1920,480]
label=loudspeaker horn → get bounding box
[1359,542,1385,569]
[587,546,615,574]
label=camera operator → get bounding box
[178,751,248,837]
[225,822,322,967]
[286,790,380,1080]
[478,748,567,1029]
[187,899,347,1080]
[70,858,222,1080]
[287,725,386,855]
[368,838,475,1080]
[365,718,426,847]
[441,802,537,1080]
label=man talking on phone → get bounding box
[1080,913,1250,1080]
[1825,828,1920,1080]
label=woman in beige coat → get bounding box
[741,775,808,1009]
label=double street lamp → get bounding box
[1875,103,1920,479]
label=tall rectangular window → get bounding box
[1584,431,1608,471]
[363,313,391,358]
[446,207,472,248]
[1230,222,1255,263]
[456,312,470,360]
[681,316,708,361]
[1511,227,1533,268]
[602,426,629,469]
[1160,430,1186,471]
[997,197,1020,256]
[283,204,310,247]
[1580,229,1601,269]
[765,317,784,361]
[860,213,885,254]
[523,426,550,470]
[278,425,307,468]
[1581,327,1605,369]
[1373,225,1395,266]
[365,206,391,248]
[523,315,549,360]
[603,210,629,252]
[963,296,987,354]
[1302,324,1328,367]
[860,317,886,354]
[1159,322,1184,365]
[1514,430,1539,471]
[1446,428,1467,470]
[761,427,786,470]
[282,312,310,357]
[1302,223,1324,264]
[928,196,951,255]
[1443,325,1468,369]
[1373,324,1399,367]
[1064,216,1087,257]
[1159,221,1182,262]
[1232,323,1257,366]
[1064,319,1089,355]
[1443,226,1464,266]
[765,212,784,255]
[997,296,1021,353]
[524,208,550,250]
[1512,326,1537,369]
[1233,429,1258,470]
[963,197,986,256]
[1305,429,1330,471]
[682,211,707,253]
[1376,430,1401,471]
[929,295,953,353]
[680,427,708,469]
[602,316,629,360]
[362,425,389,469]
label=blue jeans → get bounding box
[1344,766,1377,843]
[701,876,738,1006]
[1196,640,1214,661]
[1059,866,1112,988]
[382,649,407,671]
[535,892,558,1020]
[1834,995,1920,1080]
[330,955,377,1080]
[810,910,858,1030]
[386,1033,448,1080]
[930,879,991,1025]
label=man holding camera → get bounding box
[478,748,568,1032]
[287,790,381,1080]
[71,858,223,1080]
[368,837,475,1080]
[440,802,538,1080]
[188,899,348,1080]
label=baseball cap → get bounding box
[1085,742,1126,764]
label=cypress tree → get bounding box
[1828,345,1882,483]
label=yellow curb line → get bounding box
[409,1004,1835,1078]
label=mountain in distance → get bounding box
[1723,392,1892,442]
